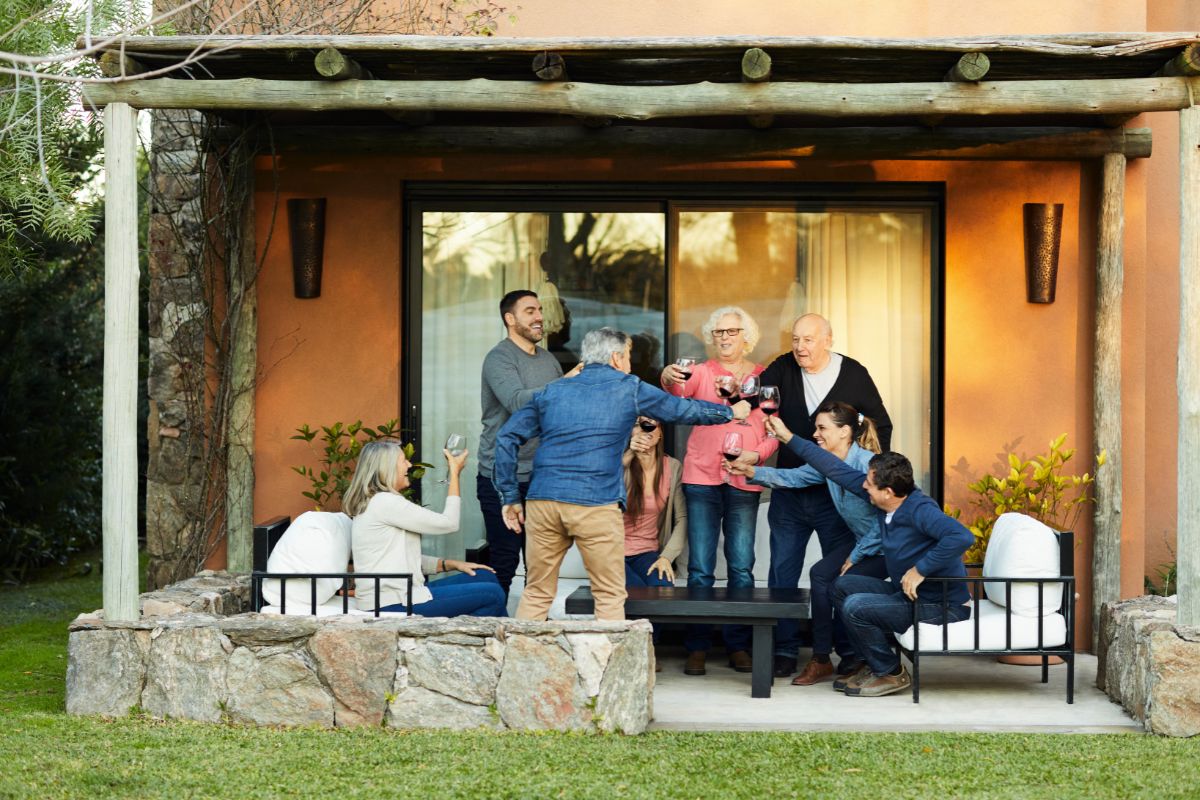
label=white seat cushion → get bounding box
[260,599,407,618]
[983,512,1063,616]
[895,598,1066,652]
[261,511,352,614]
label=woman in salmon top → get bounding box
[660,305,778,676]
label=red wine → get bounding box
[760,402,778,416]
[717,387,737,399]
[680,370,693,381]
[723,451,741,461]
[638,421,658,432]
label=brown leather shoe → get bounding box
[684,651,706,675]
[845,666,912,698]
[833,663,872,692]
[727,650,753,673]
[791,659,835,686]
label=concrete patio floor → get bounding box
[648,648,1141,733]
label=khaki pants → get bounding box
[517,499,627,621]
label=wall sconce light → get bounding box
[1023,203,1063,304]
[288,198,327,299]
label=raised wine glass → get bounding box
[674,356,697,384]
[760,385,780,438]
[721,431,743,484]
[714,374,739,405]
[437,433,466,484]
[736,374,761,426]
[637,417,659,433]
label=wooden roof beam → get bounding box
[741,48,774,129]
[81,76,1200,119]
[946,52,990,82]
[226,125,1153,161]
[533,51,567,81]
[1156,43,1200,76]
[315,47,368,81]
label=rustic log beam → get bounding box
[102,102,140,622]
[98,50,147,78]
[946,51,990,82]
[533,51,567,81]
[741,48,772,82]
[80,76,1200,118]
[1156,43,1200,77]
[233,124,1152,160]
[1178,105,1200,627]
[315,47,367,80]
[1093,151,1125,648]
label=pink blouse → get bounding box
[623,467,670,556]
[664,359,779,490]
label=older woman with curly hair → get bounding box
[660,305,778,676]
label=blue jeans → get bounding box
[767,486,855,657]
[683,483,759,654]
[383,570,508,618]
[478,473,528,598]
[809,551,889,658]
[832,574,972,675]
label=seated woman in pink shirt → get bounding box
[660,306,779,676]
[622,416,686,591]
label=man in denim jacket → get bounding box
[495,327,749,621]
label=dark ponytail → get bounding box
[815,401,882,454]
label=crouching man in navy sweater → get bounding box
[761,417,973,698]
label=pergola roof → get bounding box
[97,32,1200,84]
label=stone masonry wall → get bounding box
[67,575,655,733]
[1097,596,1200,737]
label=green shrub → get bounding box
[291,419,429,510]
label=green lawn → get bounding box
[2,555,1198,799]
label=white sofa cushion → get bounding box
[260,599,407,618]
[895,598,1067,652]
[982,512,1063,616]
[261,511,352,613]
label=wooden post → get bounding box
[532,51,567,81]
[1178,106,1200,626]
[102,102,140,622]
[224,152,256,573]
[1157,44,1200,77]
[1093,151,1125,646]
[741,48,773,129]
[315,48,366,80]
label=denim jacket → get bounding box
[749,441,884,564]
[494,364,732,508]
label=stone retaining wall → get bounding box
[67,574,654,733]
[1097,595,1200,737]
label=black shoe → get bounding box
[773,655,798,678]
[835,658,866,677]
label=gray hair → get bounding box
[342,440,403,517]
[580,327,631,365]
[701,306,761,355]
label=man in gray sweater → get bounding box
[478,290,580,598]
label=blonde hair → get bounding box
[342,440,403,517]
[701,306,761,355]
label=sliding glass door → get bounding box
[409,186,940,556]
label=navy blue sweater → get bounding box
[784,437,973,605]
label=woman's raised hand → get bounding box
[765,416,792,442]
[444,448,469,474]
[660,363,688,386]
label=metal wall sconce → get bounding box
[1023,203,1063,304]
[288,198,327,299]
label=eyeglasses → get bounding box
[712,328,744,339]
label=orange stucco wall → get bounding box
[247,0,1186,647]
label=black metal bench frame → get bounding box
[566,585,810,699]
[898,531,1076,704]
[250,515,490,617]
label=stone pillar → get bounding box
[145,109,208,589]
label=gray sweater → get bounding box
[478,337,563,479]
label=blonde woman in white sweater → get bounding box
[344,441,507,616]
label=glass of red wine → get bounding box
[736,375,760,426]
[674,357,697,384]
[715,374,739,405]
[721,431,743,484]
[637,417,658,433]
[760,385,780,438]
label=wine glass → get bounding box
[736,375,761,426]
[437,433,466,483]
[721,431,743,484]
[673,356,697,384]
[637,417,659,433]
[760,385,780,438]
[714,374,739,404]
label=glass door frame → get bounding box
[404,181,946,502]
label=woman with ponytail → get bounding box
[727,401,888,685]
